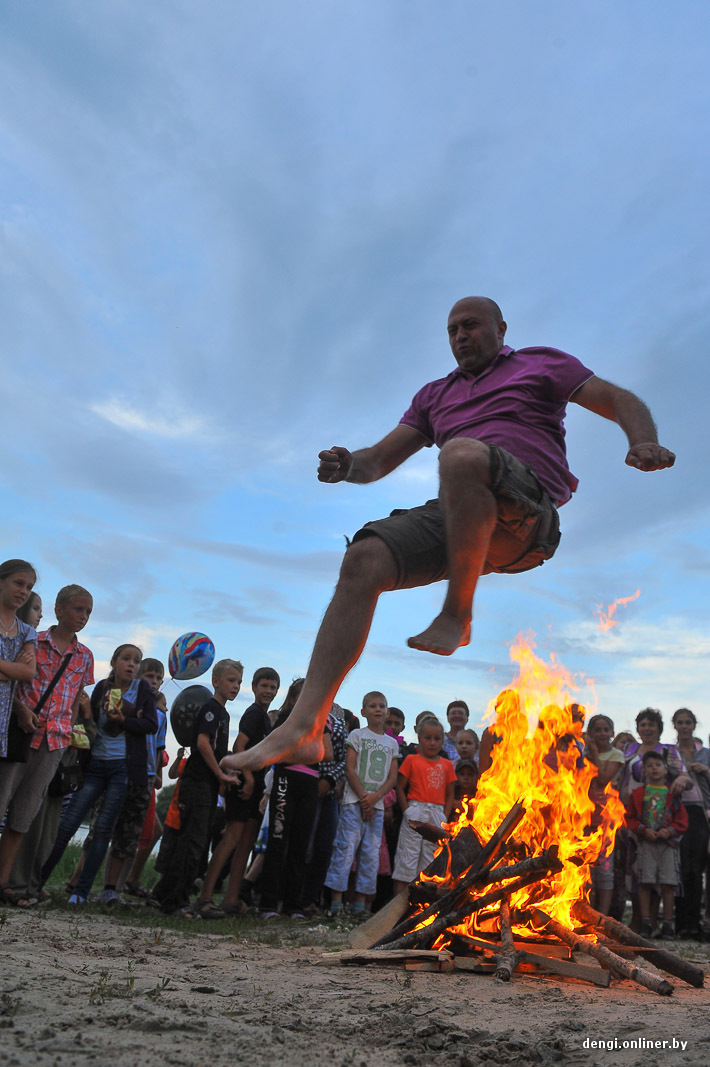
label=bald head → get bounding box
[449,296,505,325]
[447,297,507,375]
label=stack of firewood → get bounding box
[334,801,704,996]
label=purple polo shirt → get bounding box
[399,345,594,505]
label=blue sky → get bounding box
[2,1,709,747]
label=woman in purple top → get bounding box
[620,708,688,802]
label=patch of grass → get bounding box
[146,976,171,999]
[44,842,161,895]
[36,890,352,948]
[89,969,111,1004]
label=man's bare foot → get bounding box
[407,612,471,656]
[220,721,325,775]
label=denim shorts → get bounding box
[351,444,561,588]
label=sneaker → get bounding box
[257,910,281,921]
[639,918,653,938]
[286,911,306,922]
[99,889,118,906]
[658,921,675,940]
[67,894,88,905]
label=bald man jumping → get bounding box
[223,297,675,774]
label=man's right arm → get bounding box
[317,425,427,485]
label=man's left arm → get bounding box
[570,376,675,471]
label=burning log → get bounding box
[384,849,563,951]
[494,898,523,982]
[572,901,705,989]
[352,821,487,950]
[408,820,450,844]
[409,824,483,908]
[374,800,526,949]
[532,909,674,997]
[465,797,526,874]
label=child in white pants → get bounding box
[392,716,456,892]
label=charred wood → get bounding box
[572,901,704,989]
[384,852,563,951]
[533,909,674,997]
[494,898,523,982]
[374,801,526,948]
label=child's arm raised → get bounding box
[120,683,159,736]
[584,739,619,787]
[168,749,186,779]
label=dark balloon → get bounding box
[170,684,212,746]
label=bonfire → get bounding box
[340,636,704,996]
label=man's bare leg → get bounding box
[221,538,398,775]
[408,438,496,656]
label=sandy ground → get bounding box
[1,909,709,1067]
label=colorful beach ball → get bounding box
[170,684,212,746]
[168,631,215,681]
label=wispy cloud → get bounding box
[90,397,209,440]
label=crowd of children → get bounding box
[1,557,709,942]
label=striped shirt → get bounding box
[19,629,94,752]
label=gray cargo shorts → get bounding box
[350,444,561,589]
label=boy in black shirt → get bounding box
[197,667,280,916]
[151,659,243,916]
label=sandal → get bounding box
[125,881,150,899]
[198,898,226,920]
[222,900,249,917]
[172,905,200,919]
[0,885,32,909]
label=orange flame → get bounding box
[595,589,640,632]
[429,634,625,937]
